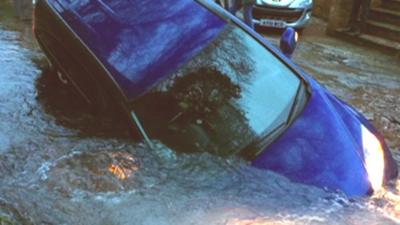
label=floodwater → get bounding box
[1,4,400,225]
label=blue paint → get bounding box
[252,81,371,196]
[52,0,226,99]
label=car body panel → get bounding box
[258,0,296,8]
[33,0,398,197]
[252,79,372,196]
[46,0,226,99]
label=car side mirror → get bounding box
[280,27,298,59]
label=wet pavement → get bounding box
[1,3,400,225]
[299,20,400,159]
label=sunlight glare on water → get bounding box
[108,151,140,180]
[368,180,400,224]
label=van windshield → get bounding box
[132,25,304,156]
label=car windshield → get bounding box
[132,25,302,156]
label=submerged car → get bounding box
[215,0,313,29]
[33,0,397,197]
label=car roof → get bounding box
[53,0,227,100]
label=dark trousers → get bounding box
[349,0,371,31]
[228,1,254,29]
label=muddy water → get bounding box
[1,5,400,225]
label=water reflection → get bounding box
[44,148,142,193]
[108,151,140,180]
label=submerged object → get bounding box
[33,0,398,197]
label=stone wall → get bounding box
[326,0,354,33]
[313,0,382,21]
[313,0,333,20]
[13,0,32,20]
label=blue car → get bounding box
[33,0,397,197]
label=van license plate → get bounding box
[259,19,286,28]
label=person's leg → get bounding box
[349,0,362,30]
[359,0,371,32]
[228,0,241,15]
[221,0,229,10]
[242,4,254,29]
